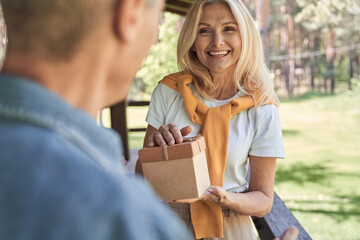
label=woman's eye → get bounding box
[199,28,210,34]
[224,26,235,32]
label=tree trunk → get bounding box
[309,33,316,90]
[323,30,336,94]
[279,4,289,96]
[348,47,354,90]
[330,60,335,94]
[287,4,295,97]
[256,0,270,66]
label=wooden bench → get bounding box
[109,100,312,240]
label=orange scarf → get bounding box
[160,71,269,239]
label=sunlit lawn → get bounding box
[102,88,360,240]
[275,90,360,240]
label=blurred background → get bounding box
[1,1,359,239]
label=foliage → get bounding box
[349,77,360,94]
[130,12,180,100]
[295,0,360,43]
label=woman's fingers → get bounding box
[147,133,155,147]
[156,125,174,146]
[168,123,182,144]
[148,124,193,147]
[200,186,228,205]
[278,226,299,240]
[154,131,167,146]
[201,191,219,203]
[180,125,193,137]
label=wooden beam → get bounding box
[128,101,150,107]
[165,0,193,15]
[253,192,312,240]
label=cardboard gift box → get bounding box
[138,135,210,201]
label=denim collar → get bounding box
[0,73,124,174]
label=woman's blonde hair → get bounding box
[177,0,279,105]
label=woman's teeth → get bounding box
[208,51,229,56]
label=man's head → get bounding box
[1,0,165,111]
[1,0,117,60]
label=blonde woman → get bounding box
[139,0,285,239]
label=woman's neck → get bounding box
[209,70,237,100]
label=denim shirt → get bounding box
[0,74,190,240]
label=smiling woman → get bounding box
[191,4,242,97]
[177,0,278,104]
[136,0,285,239]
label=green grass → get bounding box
[275,90,360,240]
[102,89,360,240]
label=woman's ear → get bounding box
[191,45,196,52]
[113,0,143,43]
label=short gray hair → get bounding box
[1,0,116,60]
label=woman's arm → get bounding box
[202,156,277,217]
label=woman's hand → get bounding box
[136,124,193,175]
[201,187,299,240]
[167,186,229,205]
[147,124,193,147]
[200,186,230,206]
[275,226,299,240]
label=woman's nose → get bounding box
[213,32,224,47]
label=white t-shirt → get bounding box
[146,83,285,192]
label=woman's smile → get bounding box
[208,50,231,57]
[193,4,242,74]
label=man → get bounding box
[0,0,301,239]
[0,0,191,239]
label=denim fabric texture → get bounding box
[0,74,190,240]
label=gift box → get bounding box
[138,135,210,201]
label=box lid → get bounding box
[138,135,206,164]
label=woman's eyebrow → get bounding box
[222,21,237,26]
[198,22,210,26]
[198,21,238,27]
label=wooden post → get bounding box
[109,100,150,161]
[110,101,130,161]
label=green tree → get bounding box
[131,12,180,100]
[295,0,360,92]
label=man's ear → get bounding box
[113,0,144,43]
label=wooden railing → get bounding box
[252,192,311,240]
[110,100,150,161]
[109,100,312,240]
